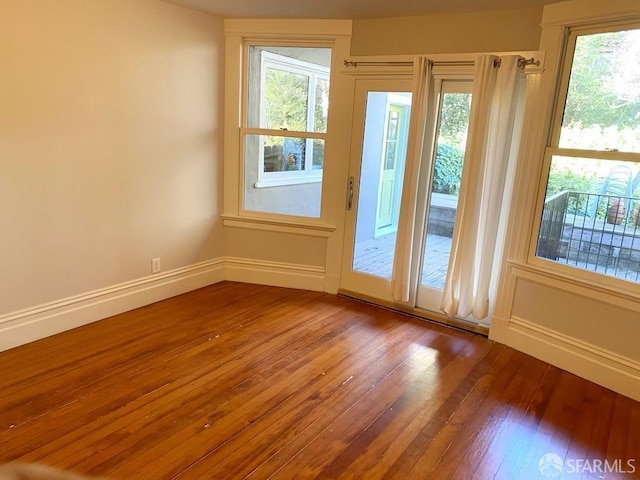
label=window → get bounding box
[243,45,331,218]
[535,25,640,283]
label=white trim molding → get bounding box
[0,259,226,353]
[0,256,332,353]
[491,314,640,402]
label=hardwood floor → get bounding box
[0,282,637,479]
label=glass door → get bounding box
[340,79,412,300]
[416,80,473,311]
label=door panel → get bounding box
[416,80,473,311]
[340,79,412,299]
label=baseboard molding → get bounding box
[0,259,225,353]
[223,256,326,292]
[490,315,640,401]
[0,256,330,353]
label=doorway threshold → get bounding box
[337,289,489,337]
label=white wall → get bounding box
[0,1,224,324]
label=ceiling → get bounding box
[163,0,565,20]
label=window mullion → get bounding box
[242,127,326,140]
[547,147,640,162]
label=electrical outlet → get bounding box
[151,257,161,274]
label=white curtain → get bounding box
[441,55,522,320]
[392,57,432,303]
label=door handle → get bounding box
[346,176,355,211]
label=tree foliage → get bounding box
[264,68,309,131]
[431,92,471,195]
[439,92,472,148]
[563,29,640,129]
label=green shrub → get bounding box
[546,169,594,198]
[432,144,464,195]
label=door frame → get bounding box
[334,58,498,335]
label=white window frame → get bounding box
[253,50,330,188]
[529,20,640,289]
[222,19,351,231]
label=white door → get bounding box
[340,78,413,300]
[340,70,476,327]
[415,79,473,312]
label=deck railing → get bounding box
[537,190,640,281]
[537,191,569,260]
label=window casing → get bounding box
[534,22,640,285]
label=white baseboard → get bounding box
[224,256,326,292]
[0,259,225,353]
[0,256,329,352]
[490,315,640,401]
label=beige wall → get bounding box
[512,279,640,362]
[224,228,327,267]
[0,0,224,313]
[351,7,543,56]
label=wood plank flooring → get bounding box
[0,282,638,479]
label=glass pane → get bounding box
[536,156,640,283]
[352,92,412,279]
[384,109,400,170]
[244,134,323,218]
[265,67,309,132]
[312,139,324,170]
[422,90,472,290]
[559,28,640,152]
[247,46,331,133]
[314,77,330,133]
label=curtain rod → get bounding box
[344,56,540,69]
[495,57,541,68]
[343,60,413,68]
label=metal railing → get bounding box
[537,190,640,282]
[537,191,569,260]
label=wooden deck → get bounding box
[354,233,452,289]
[0,282,637,479]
